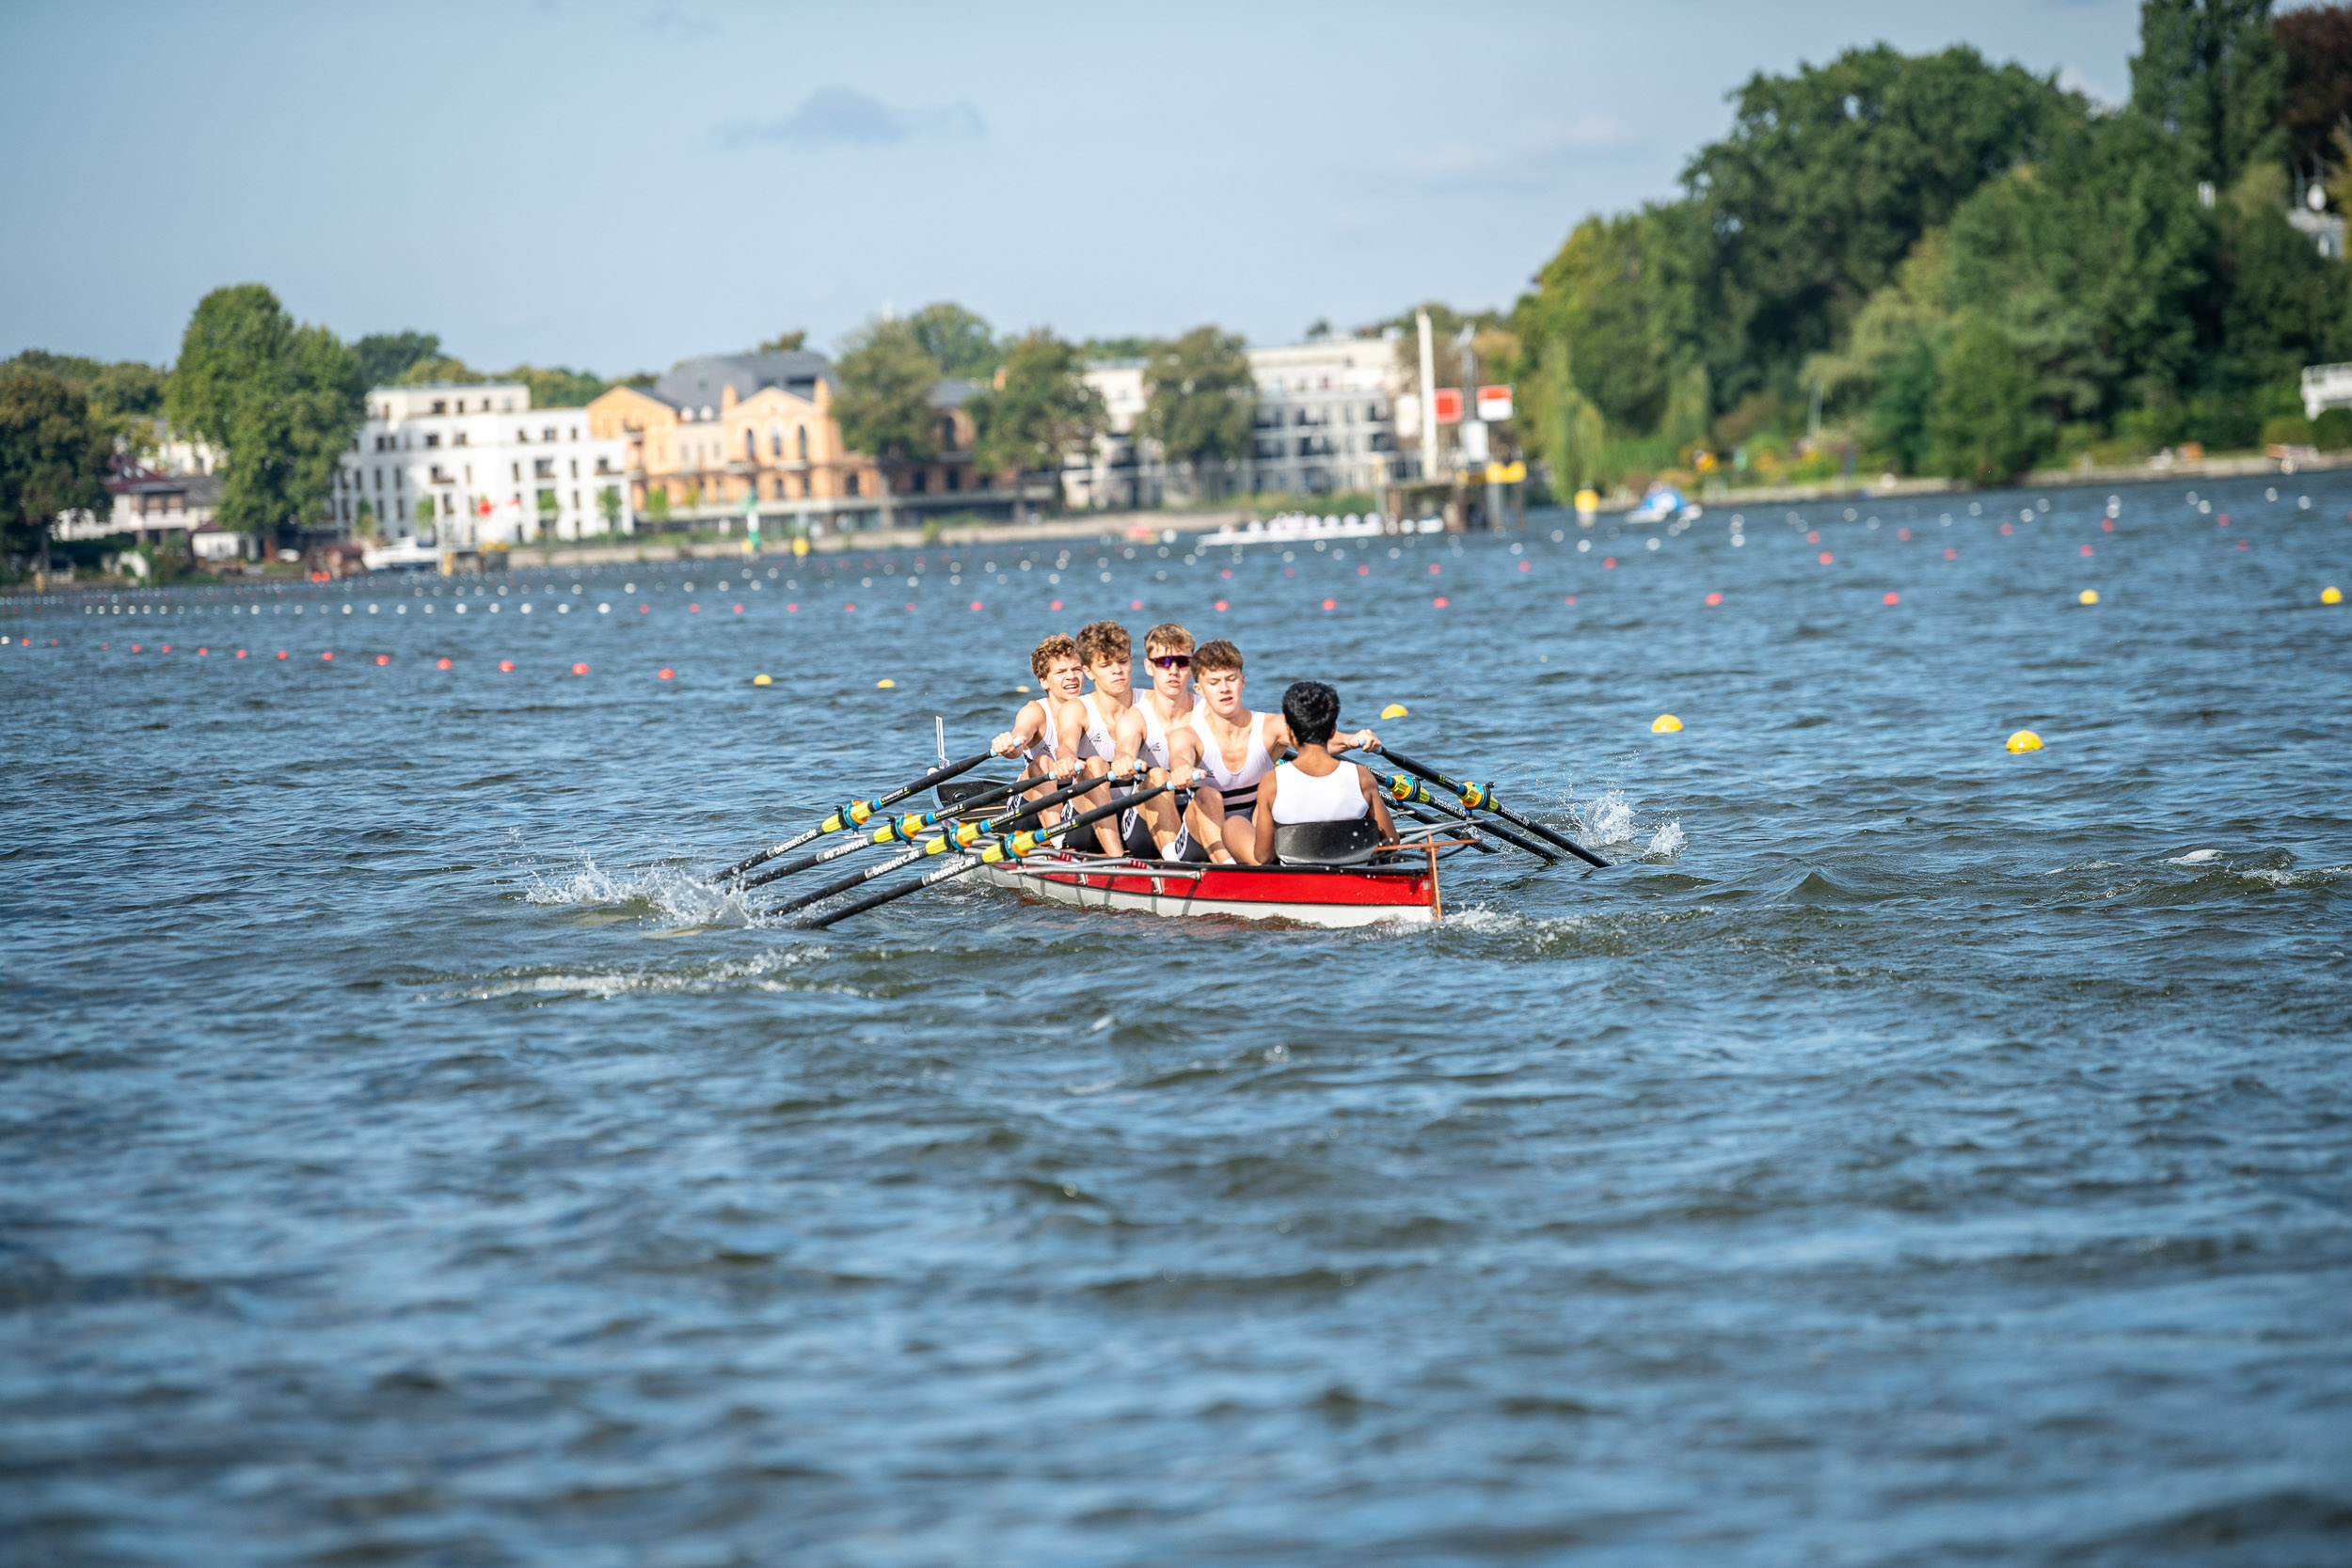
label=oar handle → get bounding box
[1364,746,1607,868]
[1361,765,1558,863]
[738,775,1035,892]
[801,785,1167,930]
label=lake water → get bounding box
[4,476,2348,1565]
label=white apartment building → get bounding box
[334,383,634,547]
[1245,336,1402,496]
[1063,336,1406,508]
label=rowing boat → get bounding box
[973,847,1440,927]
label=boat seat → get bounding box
[937,778,1018,820]
[1273,818,1387,867]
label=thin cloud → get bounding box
[1376,115,1645,192]
[720,87,985,150]
[2057,62,2115,108]
[641,4,716,37]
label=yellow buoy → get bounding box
[753,673,772,686]
[2007,730,2042,752]
[1651,714,1683,733]
[877,678,896,689]
[2325,585,2344,605]
[2077,589,2099,605]
[791,536,810,557]
[1380,703,1408,719]
[1016,684,1030,693]
[1574,487,1599,516]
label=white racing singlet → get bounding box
[1269,760,1371,824]
[1020,700,1058,772]
[1190,708,1273,817]
[1077,691,1120,764]
[1134,700,1177,772]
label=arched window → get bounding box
[770,424,784,458]
[845,471,859,497]
[796,426,809,461]
[744,430,755,462]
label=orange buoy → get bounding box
[437,657,452,669]
[571,662,589,675]
[970,600,983,610]
[1603,558,1617,569]
[322,651,333,661]
[375,654,389,665]
[1819,551,1834,565]
[658,667,675,680]
[1705,592,1723,606]
[2080,544,2093,557]
[1433,595,1449,608]
[498,659,515,672]
[1564,594,1578,605]
[1215,598,1229,611]
[1049,599,1062,610]
[1321,597,1336,610]
[1883,592,1900,605]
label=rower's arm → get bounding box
[1360,765,1399,843]
[1165,718,1204,790]
[1111,705,1149,777]
[1252,768,1279,863]
[993,699,1043,757]
[1048,696,1087,779]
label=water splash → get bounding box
[1577,788,1638,846]
[518,848,756,927]
[1645,819,1686,858]
[2167,849,2221,865]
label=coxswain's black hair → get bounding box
[1280,680,1341,747]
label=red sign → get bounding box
[1432,388,1463,424]
[1476,384,1514,421]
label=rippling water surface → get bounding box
[5,477,2349,1565]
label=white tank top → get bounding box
[1077,691,1119,763]
[1021,700,1057,768]
[1190,708,1273,813]
[1135,701,1172,771]
[1269,759,1371,825]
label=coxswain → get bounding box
[1252,681,1399,863]
[1170,640,1379,864]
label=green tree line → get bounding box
[1510,0,2352,491]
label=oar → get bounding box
[767,770,1134,917]
[801,785,1168,931]
[736,776,1034,891]
[1394,798,1500,853]
[1365,768,1558,863]
[1358,746,1608,868]
[715,749,997,883]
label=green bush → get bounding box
[2314,408,2352,451]
[2262,414,2315,447]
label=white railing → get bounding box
[2301,362,2352,419]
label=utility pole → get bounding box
[1416,309,1439,487]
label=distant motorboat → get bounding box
[360,537,441,571]
[1628,486,1703,524]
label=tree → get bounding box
[597,485,622,532]
[166,284,365,555]
[0,366,112,574]
[1139,326,1254,498]
[354,498,377,538]
[502,365,610,407]
[1528,336,1605,493]
[414,496,436,526]
[756,329,807,354]
[904,302,999,379]
[1516,216,1677,436]
[2134,0,2287,192]
[644,487,672,524]
[971,331,1105,520]
[1681,44,2086,406]
[834,318,944,531]
[8,351,171,449]
[535,488,560,538]
[355,331,441,389]
[1932,316,2046,481]
[394,355,483,386]
[2277,4,2352,175]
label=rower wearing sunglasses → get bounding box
[1169,640,1380,865]
[1112,622,1209,861]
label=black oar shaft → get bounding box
[801,786,1167,931]
[716,749,996,882]
[1366,746,1607,868]
[738,776,1034,892]
[767,770,1132,917]
[1371,769,1557,863]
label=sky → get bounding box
[0,0,2144,375]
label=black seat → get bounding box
[1273,818,1386,866]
